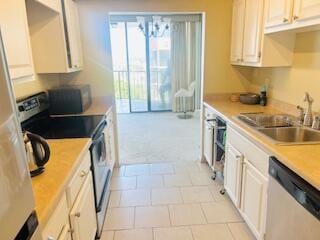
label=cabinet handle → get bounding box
[47,236,56,240]
[283,18,289,23]
[80,170,87,177]
[68,228,74,234]
[236,155,242,159]
[75,212,81,217]
[293,15,299,20]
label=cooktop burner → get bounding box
[21,114,105,139]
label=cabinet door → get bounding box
[70,172,97,240]
[293,0,320,21]
[224,144,243,207]
[63,0,83,70]
[230,0,246,63]
[0,0,34,80]
[58,223,72,240]
[265,0,294,28]
[242,0,264,64]
[240,159,268,239]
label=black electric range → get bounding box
[21,112,105,139]
[18,92,111,239]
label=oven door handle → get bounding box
[91,133,105,148]
[96,169,111,212]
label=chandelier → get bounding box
[137,16,170,38]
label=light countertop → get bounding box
[31,138,91,226]
[79,96,114,116]
[204,100,320,191]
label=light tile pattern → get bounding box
[103,162,256,239]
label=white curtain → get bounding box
[171,21,202,112]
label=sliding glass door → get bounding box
[110,19,172,113]
[149,22,172,111]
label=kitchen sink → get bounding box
[257,127,320,144]
[236,113,320,145]
[237,113,294,128]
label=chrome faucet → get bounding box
[303,92,314,126]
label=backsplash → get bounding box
[249,30,320,111]
[13,74,61,99]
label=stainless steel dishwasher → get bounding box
[266,157,320,240]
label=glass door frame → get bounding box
[115,20,171,113]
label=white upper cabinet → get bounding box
[242,0,264,63]
[26,0,83,73]
[293,0,320,21]
[265,0,320,33]
[63,0,83,69]
[230,0,246,63]
[0,0,34,80]
[265,0,294,28]
[230,0,295,67]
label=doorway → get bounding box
[110,18,172,113]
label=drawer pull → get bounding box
[80,170,87,177]
[75,212,81,217]
[236,155,242,159]
[48,236,56,240]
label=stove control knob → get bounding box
[18,105,25,112]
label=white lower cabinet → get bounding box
[224,143,243,207]
[225,125,269,240]
[42,150,97,240]
[58,223,72,240]
[69,172,97,240]
[241,159,268,240]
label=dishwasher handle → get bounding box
[269,157,320,220]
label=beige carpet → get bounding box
[117,111,201,165]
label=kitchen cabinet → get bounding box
[58,223,72,240]
[231,0,296,67]
[230,0,246,63]
[265,0,320,33]
[241,159,268,240]
[42,193,69,240]
[226,125,269,240]
[224,143,243,207]
[242,0,264,64]
[69,172,97,240]
[26,0,83,73]
[293,0,320,22]
[265,0,294,28]
[0,0,34,80]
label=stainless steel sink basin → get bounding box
[257,127,320,144]
[237,113,294,128]
[235,113,320,145]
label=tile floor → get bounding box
[101,162,256,240]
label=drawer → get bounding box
[204,106,216,120]
[42,193,68,240]
[227,126,269,177]
[66,151,91,207]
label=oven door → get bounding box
[90,128,110,210]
